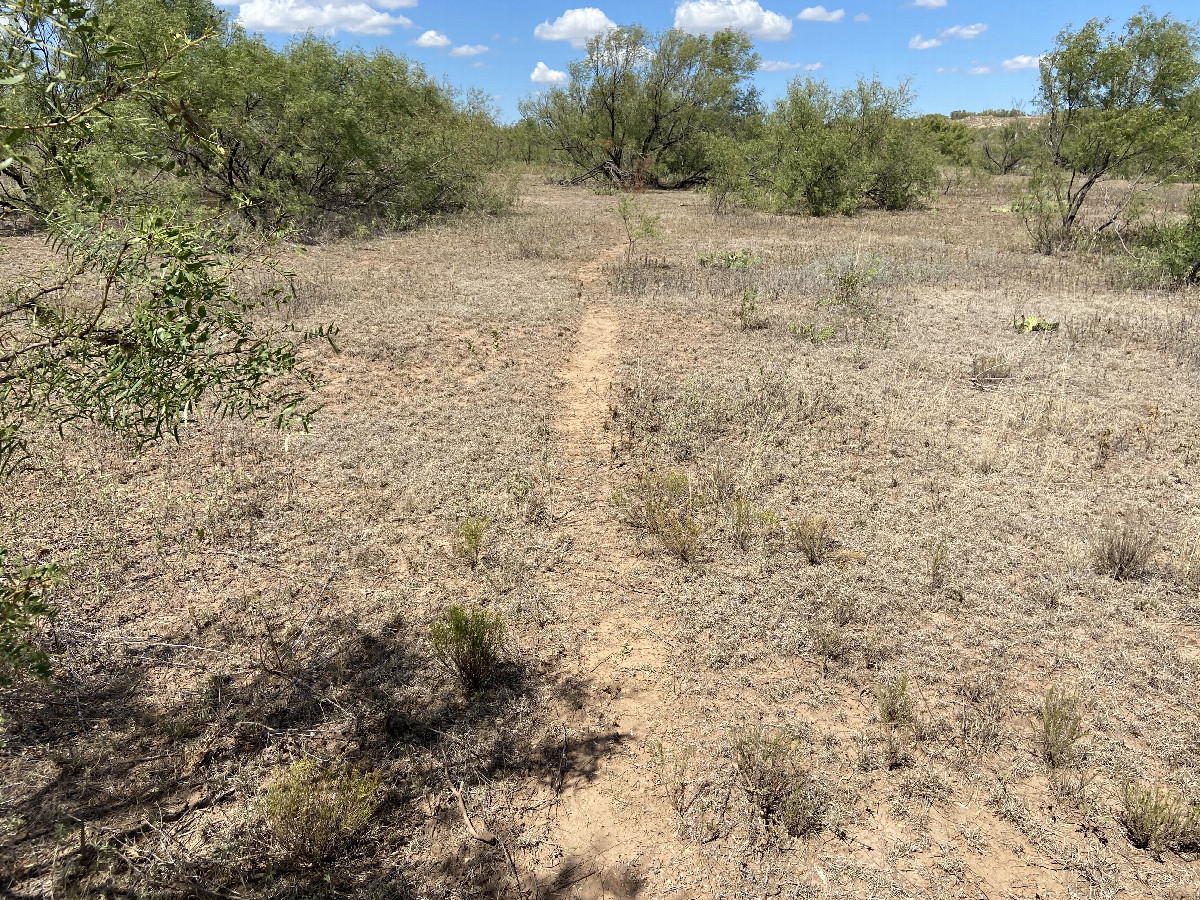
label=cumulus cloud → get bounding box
[534,8,616,48]
[941,23,987,39]
[674,0,792,42]
[411,30,450,47]
[797,6,843,22]
[449,44,488,56]
[1002,54,1041,71]
[234,0,413,35]
[759,60,822,71]
[911,23,987,50]
[530,61,569,85]
[912,0,946,7]
[854,13,870,22]
[936,65,993,75]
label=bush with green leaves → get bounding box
[732,726,831,839]
[1120,780,1200,851]
[429,604,506,691]
[1018,12,1200,252]
[0,550,62,685]
[1130,191,1200,286]
[726,76,938,216]
[261,760,382,863]
[523,26,760,189]
[0,0,330,682]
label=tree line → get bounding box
[520,12,1200,274]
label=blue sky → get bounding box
[218,1,1183,120]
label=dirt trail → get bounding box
[534,244,683,897]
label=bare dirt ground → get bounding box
[2,177,1200,899]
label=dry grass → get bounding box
[3,174,1200,899]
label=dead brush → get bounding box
[1120,781,1200,852]
[1092,523,1155,580]
[731,726,832,839]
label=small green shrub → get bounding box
[822,260,879,310]
[453,517,489,568]
[0,549,62,686]
[790,516,833,565]
[736,287,769,330]
[614,469,703,562]
[1093,523,1154,580]
[1037,686,1086,768]
[430,604,506,690]
[700,249,760,271]
[1129,191,1200,287]
[876,673,915,727]
[1120,780,1200,851]
[261,760,382,863]
[614,195,662,260]
[732,726,831,838]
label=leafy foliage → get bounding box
[719,77,938,216]
[0,549,61,685]
[0,0,332,680]
[429,604,506,691]
[1020,12,1200,250]
[261,760,382,863]
[523,26,760,188]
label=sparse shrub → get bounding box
[732,726,831,838]
[429,604,506,691]
[900,769,951,804]
[700,249,760,270]
[261,760,382,863]
[614,195,662,261]
[928,540,950,590]
[453,516,489,568]
[1093,523,1154,580]
[876,673,915,727]
[729,498,756,551]
[810,622,846,668]
[822,259,880,310]
[615,469,703,562]
[736,287,769,330]
[1120,780,1200,851]
[790,516,833,565]
[971,354,1012,389]
[1037,686,1086,768]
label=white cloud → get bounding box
[674,0,792,42]
[911,23,987,50]
[411,30,450,47]
[913,0,946,7]
[797,6,843,22]
[534,8,616,48]
[936,65,993,75]
[941,23,987,39]
[759,59,822,71]
[854,13,870,22]
[1002,54,1041,71]
[449,44,488,56]
[234,0,413,35]
[530,61,569,85]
